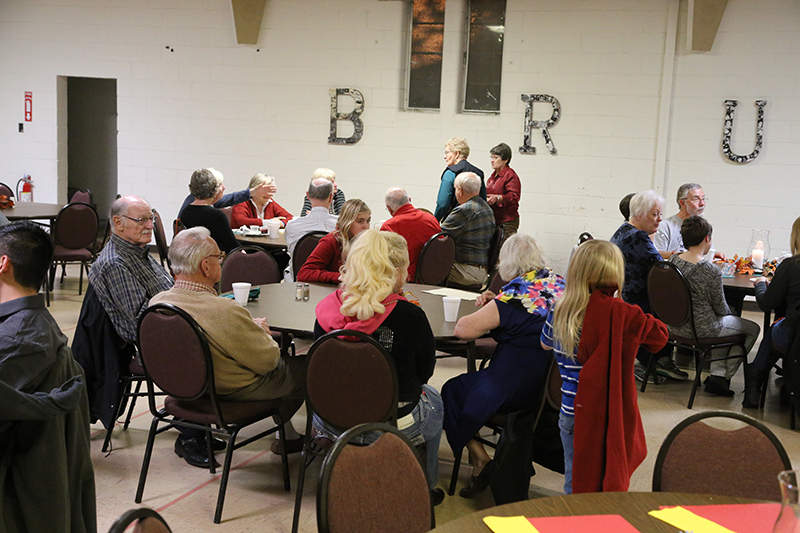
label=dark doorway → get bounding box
[67,77,117,221]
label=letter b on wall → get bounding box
[328,88,364,145]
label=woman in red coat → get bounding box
[296,199,371,284]
[230,173,293,229]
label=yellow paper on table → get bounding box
[648,506,738,533]
[482,516,540,533]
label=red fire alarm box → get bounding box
[24,92,32,122]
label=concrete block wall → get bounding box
[1,0,798,271]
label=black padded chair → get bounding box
[292,230,327,281]
[415,232,455,286]
[291,329,399,533]
[646,261,747,408]
[318,423,433,533]
[108,507,172,533]
[652,410,791,501]
[49,202,99,299]
[0,182,13,199]
[151,209,170,272]
[134,303,291,524]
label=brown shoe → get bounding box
[270,435,305,455]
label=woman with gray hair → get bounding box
[181,168,240,253]
[441,234,565,498]
[610,190,687,382]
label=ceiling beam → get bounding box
[687,0,728,52]
[231,0,266,45]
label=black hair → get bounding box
[489,143,512,164]
[0,221,54,290]
[619,193,635,221]
[680,215,712,248]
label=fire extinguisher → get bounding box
[17,175,33,202]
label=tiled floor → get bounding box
[46,265,798,532]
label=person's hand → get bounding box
[252,183,277,196]
[475,290,496,307]
[253,317,272,335]
[753,277,769,286]
[487,194,500,206]
[714,250,728,261]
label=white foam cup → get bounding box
[442,297,461,322]
[232,282,251,306]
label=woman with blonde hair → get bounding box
[748,215,800,406]
[441,233,565,498]
[300,167,346,216]
[541,240,668,494]
[314,229,445,502]
[434,136,486,221]
[230,173,293,228]
[297,198,371,284]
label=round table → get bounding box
[431,492,767,532]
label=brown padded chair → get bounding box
[292,230,328,281]
[108,507,172,533]
[446,226,504,293]
[220,205,233,227]
[318,423,433,533]
[652,410,791,501]
[220,245,281,293]
[646,261,747,408]
[49,202,99,299]
[101,358,155,454]
[292,329,399,533]
[0,182,13,199]
[447,356,561,495]
[151,209,170,271]
[134,303,291,524]
[69,188,93,206]
[415,232,455,286]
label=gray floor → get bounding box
[46,265,798,532]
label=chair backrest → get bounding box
[577,231,593,244]
[545,356,563,411]
[137,304,222,419]
[172,218,185,237]
[108,507,172,533]
[647,262,692,332]
[486,225,505,271]
[70,188,93,206]
[292,231,328,281]
[221,206,233,227]
[415,232,455,286]
[306,329,399,432]
[318,422,432,533]
[0,182,13,199]
[652,410,792,501]
[53,202,99,250]
[151,209,170,269]
[486,270,506,294]
[220,245,281,293]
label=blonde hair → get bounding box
[248,173,275,189]
[551,240,625,358]
[446,137,470,159]
[792,216,800,256]
[312,167,336,182]
[336,198,371,258]
[340,230,409,320]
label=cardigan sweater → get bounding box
[572,289,668,494]
[231,198,293,228]
[296,231,343,284]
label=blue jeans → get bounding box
[754,318,795,370]
[313,384,444,489]
[558,411,574,495]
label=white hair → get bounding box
[169,227,216,276]
[629,190,664,220]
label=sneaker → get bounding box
[634,363,666,384]
[656,359,689,381]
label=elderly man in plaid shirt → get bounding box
[440,172,496,287]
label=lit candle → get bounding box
[752,248,765,270]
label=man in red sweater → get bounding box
[380,187,440,281]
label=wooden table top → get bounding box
[722,272,758,294]
[431,491,767,532]
[242,282,474,339]
[0,201,63,221]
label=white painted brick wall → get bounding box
[1,0,798,271]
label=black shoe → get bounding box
[742,364,766,409]
[174,436,220,469]
[431,488,445,506]
[459,460,493,499]
[704,375,735,397]
[210,437,227,452]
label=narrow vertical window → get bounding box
[406,0,446,110]
[463,0,506,113]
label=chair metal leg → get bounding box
[206,429,216,475]
[78,261,85,295]
[278,422,290,491]
[687,351,705,409]
[135,417,161,503]
[214,429,239,524]
[640,352,658,393]
[291,446,312,533]
[448,449,463,496]
[123,380,143,430]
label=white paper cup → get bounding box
[232,282,251,306]
[442,297,460,322]
[267,220,281,239]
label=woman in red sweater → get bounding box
[230,173,293,229]
[296,199,371,284]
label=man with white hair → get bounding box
[284,178,338,258]
[150,227,307,468]
[380,187,440,281]
[440,173,496,287]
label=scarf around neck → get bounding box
[315,289,407,336]
[495,268,565,317]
